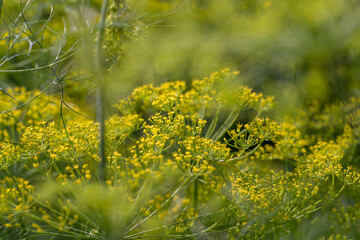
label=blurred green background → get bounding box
[1,0,360,116]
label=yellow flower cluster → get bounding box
[221,86,274,113]
[0,177,33,217]
[1,70,360,239]
[0,87,83,141]
[116,69,272,119]
[298,141,343,180]
[106,114,144,151]
[174,136,230,176]
[227,118,279,155]
[0,142,21,169]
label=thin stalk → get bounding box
[97,87,106,183]
[227,142,262,162]
[205,107,220,139]
[95,0,109,183]
[124,176,194,235]
[211,108,239,141]
[193,178,198,209]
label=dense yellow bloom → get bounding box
[1,70,360,239]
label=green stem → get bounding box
[5,168,19,190]
[96,0,109,183]
[193,179,198,209]
[211,107,239,141]
[205,107,220,139]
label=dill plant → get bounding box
[0,68,359,239]
[1,1,360,240]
